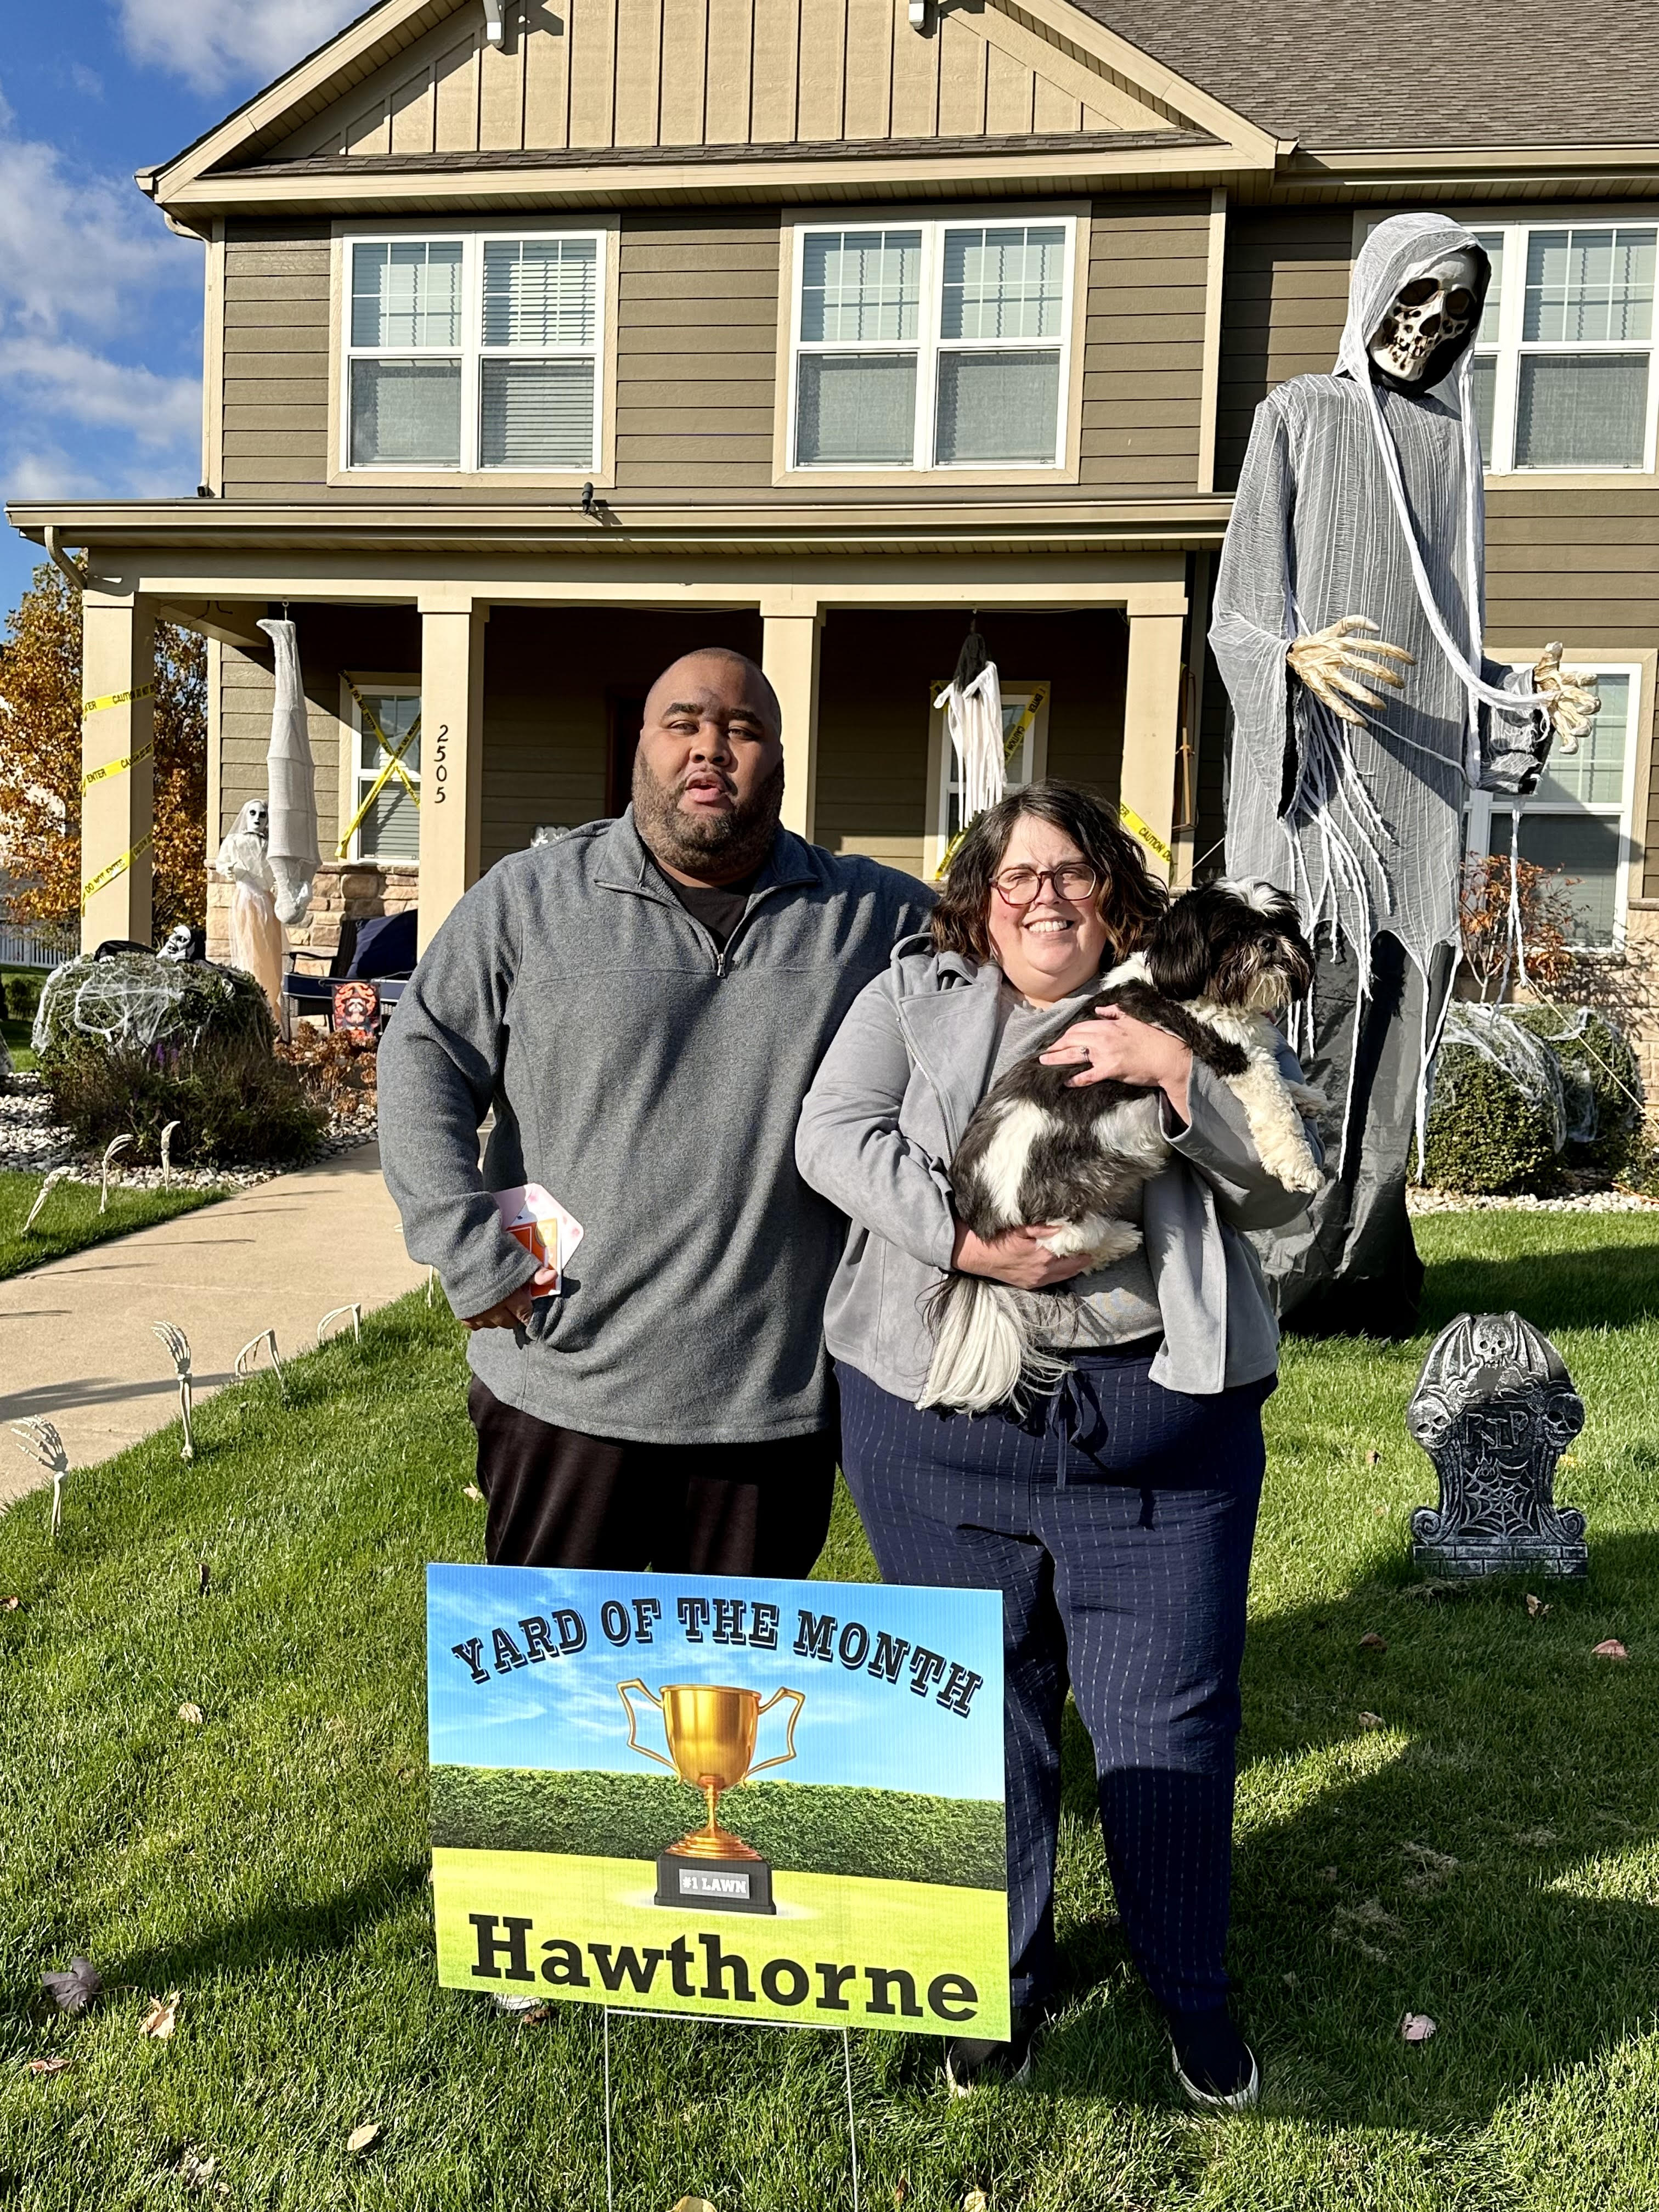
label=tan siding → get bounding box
[568,0,618,144]
[748,0,800,141]
[221,225,331,499]
[703,0,755,142]
[523,0,572,145]
[843,0,893,140]
[985,42,1034,134]
[1214,209,1351,493]
[795,0,848,142]
[433,36,480,148]
[658,0,710,143]
[936,12,989,138]
[1080,200,1207,493]
[478,28,527,149]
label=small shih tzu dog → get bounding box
[919,879,1323,1415]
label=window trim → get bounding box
[923,679,1051,881]
[772,205,1088,487]
[328,215,620,489]
[338,673,421,866]
[1465,656,1646,952]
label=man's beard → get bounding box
[631,753,786,880]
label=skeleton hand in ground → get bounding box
[1532,642,1599,756]
[1287,616,1415,727]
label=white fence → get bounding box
[0,918,76,969]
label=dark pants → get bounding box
[838,1349,1268,2018]
[467,1377,838,1575]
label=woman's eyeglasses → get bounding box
[992,863,1101,907]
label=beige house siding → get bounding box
[219,194,1211,501]
[1212,208,1351,494]
[269,0,1173,163]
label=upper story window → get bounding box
[1469,224,1657,471]
[788,219,1075,472]
[345,230,604,473]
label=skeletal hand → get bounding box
[1287,616,1414,727]
[1532,642,1599,756]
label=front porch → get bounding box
[58,545,1205,958]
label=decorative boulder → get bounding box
[1407,1311,1587,1579]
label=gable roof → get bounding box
[1076,0,1659,149]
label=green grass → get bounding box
[0,1170,224,1282]
[2,1214,1658,2209]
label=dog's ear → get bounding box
[1144,887,1216,1001]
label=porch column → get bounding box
[80,591,156,952]
[760,592,823,842]
[417,596,488,954]
[1120,587,1188,888]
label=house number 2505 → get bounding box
[431,723,448,803]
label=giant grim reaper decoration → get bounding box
[1210,212,1599,1334]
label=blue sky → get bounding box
[0,0,364,615]
[427,1566,1006,1802]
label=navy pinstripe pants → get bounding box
[838,1348,1269,2018]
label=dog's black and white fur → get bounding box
[919,879,1323,1414]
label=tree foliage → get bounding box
[1458,849,1579,1001]
[0,562,206,935]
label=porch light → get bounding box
[481,0,505,44]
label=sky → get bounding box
[427,1566,1006,1802]
[0,0,364,617]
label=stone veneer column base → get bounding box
[206,862,419,967]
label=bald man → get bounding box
[380,648,933,1574]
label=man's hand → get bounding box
[461,1267,554,1330]
[1287,616,1414,726]
[1040,1005,1193,1118]
[951,1221,1095,1290]
[1532,641,1599,756]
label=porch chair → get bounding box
[281,908,417,1036]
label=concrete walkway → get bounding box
[0,1142,427,1509]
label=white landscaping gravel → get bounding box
[0,1071,375,1193]
[1407,1186,1658,1214]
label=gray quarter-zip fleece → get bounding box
[377,810,933,1444]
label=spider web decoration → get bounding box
[69,963,189,1050]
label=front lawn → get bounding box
[0,1170,225,1282]
[1,1214,1656,2210]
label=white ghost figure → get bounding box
[258,618,320,928]
[215,798,284,1011]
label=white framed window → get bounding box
[1469,223,1658,472]
[924,682,1050,879]
[346,681,421,862]
[343,229,605,473]
[787,220,1075,472]
[1465,662,1642,949]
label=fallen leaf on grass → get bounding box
[41,1956,103,2015]
[175,2146,222,2191]
[1358,1711,1386,1730]
[512,2003,552,2026]
[1401,1842,1458,1893]
[1373,1503,1389,1518]
[462,1485,485,1503]
[177,1703,205,1725]
[139,1993,179,2040]
[963,2193,990,2212]
[198,1561,211,1597]
[1,1596,20,1611]
[1526,1594,1550,1619]
[1592,1639,1629,1660]
[347,2122,382,2154]
[26,2055,72,2076]
[894,2179,910,2207]
[1366,1449,1383,1466]
[668,2200,715,2212]
[1400,2012,1437,2044]
[1358,1632,1388,1652]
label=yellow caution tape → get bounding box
[336,687,422,860]
[81,743,154,794]
[931,685,1052,882]
[82,682,156,718]
[1119,803,1172,867]
[81,834,153,911]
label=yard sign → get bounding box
[427,1565,1008,2039]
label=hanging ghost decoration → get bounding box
[258,617,320,927]
[933,623,1005,857]
[214,798,284,1011]
[1209,211,1600,1335]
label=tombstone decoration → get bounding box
[1406,1311,1587,1579]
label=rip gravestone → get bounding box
[1407,1310,1588,1579]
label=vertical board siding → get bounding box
[658,0,709,143]
[523,0,572,144]
[842,0,893,140]
[702,0,754,142]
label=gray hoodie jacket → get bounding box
[378,811,932,1443]
[794,938,1321,1402]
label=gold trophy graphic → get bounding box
[618,1680,805,1914]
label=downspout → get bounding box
[42,524,83,596]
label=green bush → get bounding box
[3,975,42,1025]
[1509,1004,1644,1175]
[36,953,323,1169]
[430,1767,1007,1892]
[1423,1027,1562,1196]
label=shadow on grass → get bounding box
[1037,1530,1659,2125]
[1419,1240,1659,1336]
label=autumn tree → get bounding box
[0,560,207,938]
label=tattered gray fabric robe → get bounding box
[1211,213,1548,1331]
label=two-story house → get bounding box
[9,0,1659,1085]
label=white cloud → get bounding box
[0,131,196,337]
[0,339,197,447]
[115,0,364,98]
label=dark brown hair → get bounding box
[930,780,1167,967]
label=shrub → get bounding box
[4,975,42,1024]
[1509,1003,1644,1175]
[1423,1007,1564,1195]
[36,952,323,1169]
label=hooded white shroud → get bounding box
[214,799,284,1012]
[1211,211,1547,988]
[258,617,319,928]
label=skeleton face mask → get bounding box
[1368,250,1481,385]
